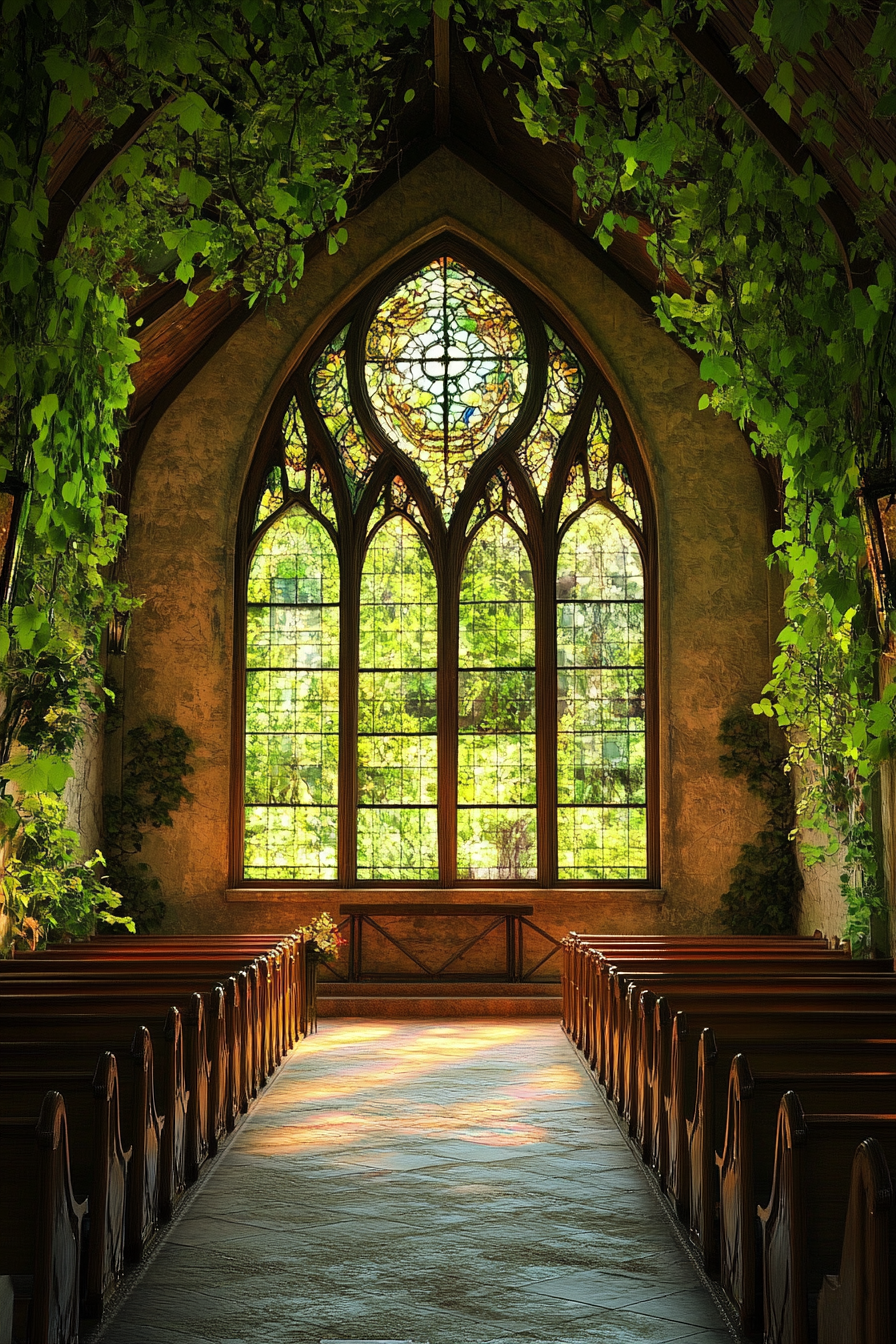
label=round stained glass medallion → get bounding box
[365,257,528,517]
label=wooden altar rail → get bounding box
[561,932,896,1343]
[338,903,562,981]
[0,933,308,1343]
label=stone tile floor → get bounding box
[96,1021,734,1344]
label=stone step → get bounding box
[319,979,560,998]
[317,992,560,1018]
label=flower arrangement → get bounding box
[298,911,345,961]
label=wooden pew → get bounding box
[0,1002,189,1222]
[612,972,895,1127]
[562,933,840,1052]
[716,1055,896,1331]
[593,953,875,1092]
[0,1053,130,1319]
[1,1027,163,1262]
[649,1002,894,1204]
[57,935,307,1050]
[816,1136,894,1344]
[0,957,267,1103]
[0,1092,87,1344]
[21,939,301,1063]
[758,1093,896,1344]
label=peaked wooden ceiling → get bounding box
[43,5,896,486]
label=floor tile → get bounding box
[95,1021,729,1344]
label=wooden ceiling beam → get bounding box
[654,9,873,288]
[42,98,167,261]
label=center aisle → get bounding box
[98,1021,733,1344]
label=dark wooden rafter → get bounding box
[42,99,168,261]
[654,10,874,289]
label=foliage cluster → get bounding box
[2,0,896,942]
[103,717,194,932]
[717,707,802,936]
[0,791,132,954]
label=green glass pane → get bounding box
[557,506,643,602]
[244,505,340,881]
[459,517,535,667]
[457,808,536,880]
[457,732,536,805]
[556,503,646,881]
[253,468,283,533]
[559,459,588,526]
[248,508,339,605]
[356,807,438,881]
[244,805,338,881]
[358,671,437,735]
[283,399,307,493]
[360,517,438,667]
[588,399,612,490]
[556,601,644,670]
[611,461,643,529]
[312,328,373,502]
[357,513,438,880]
[557,806,647,881]
[358,735,438,805]
[365,257,528,518]
[518,329,582,499]
[458,516,537,876]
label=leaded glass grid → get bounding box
[357,516,439,880]
[556,507,646,881]
[245,508,339,880]
[241,250,653,888]
[458,517,537,880]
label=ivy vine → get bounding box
[102,716,194,933]
[717,707,802,936]
[1,0,896,945]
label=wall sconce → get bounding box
[107,610,131,656]
[0,475,27,607]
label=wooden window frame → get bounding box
[229,236,660,890]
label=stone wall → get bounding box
[107,147,777,947]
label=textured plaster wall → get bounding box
[115,148,775,942]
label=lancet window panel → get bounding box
[235,243,656,889]
[244,508,340,882]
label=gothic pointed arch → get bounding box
[232,237,658,888]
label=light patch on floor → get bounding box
[96,1020,734,1344]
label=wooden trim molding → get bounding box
[225,887,667,904]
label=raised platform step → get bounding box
[320,979,560,997]
[318,979,561,1018]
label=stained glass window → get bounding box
[313,328,373,503]
[365,257,528,519]
[518,331,582,499]
[556,507,646,880]
[357,516,439,880]
[245,508,339,880]
[458,517,536,879]
[242,251,653,887]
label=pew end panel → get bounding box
[817,1137,894,1344]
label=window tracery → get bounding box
[238,246,654,887]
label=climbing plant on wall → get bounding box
[1,0,896,945]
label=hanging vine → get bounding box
[1,0,895,947]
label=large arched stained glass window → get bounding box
[238,245,655,888]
